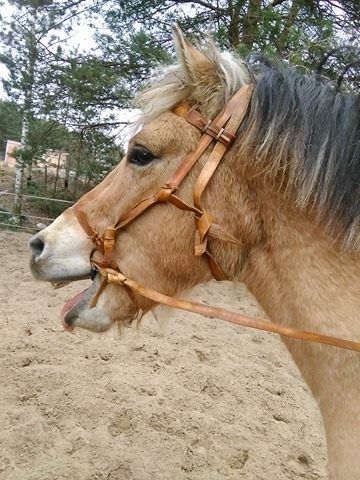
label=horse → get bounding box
[28,27,360,479]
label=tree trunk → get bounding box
[276,0,301,55]
[13,114,28,217]
[53,150,62,197]
[241,0,262,50]
[73,133,85,197]
[13,9,37,220]
[227,0,241,47]
[64,154,70,190]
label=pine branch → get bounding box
[314,48,339,74]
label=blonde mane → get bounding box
[135,44,251,122]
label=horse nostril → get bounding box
[29,236,45,258]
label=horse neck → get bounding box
[237,186,360,479]
[242,197,360,341]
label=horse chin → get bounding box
[61,275,113,333]
[65,305,113,333]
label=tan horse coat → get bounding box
[29,29,360,479]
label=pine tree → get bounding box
[91,0,360,101]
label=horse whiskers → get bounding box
[115,308,144,335]
[133,309,144,329]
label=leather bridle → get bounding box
[72,85,360,353]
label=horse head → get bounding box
[29,27,261,332]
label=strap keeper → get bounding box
[215,127,225,140]
[219,131,236,146]
[201,119,212,133]
[202,123,236,147]
[194,211,213,256]
[194,230,207,256]
[103,227,116,258]
[103,227,116,241]
[155,187,172,202]
[162,182,178,193]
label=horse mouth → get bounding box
[59,274,101,331]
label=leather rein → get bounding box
[72,85,360,353]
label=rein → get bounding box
[73,85,360,353]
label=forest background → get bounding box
[0,0,359,225]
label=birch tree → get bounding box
[0,0,89,217]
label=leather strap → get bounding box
[73,85,254,301]
[73,204,103,250]
[173,104,236,146]
[168,86,251,191]
[96,267,360,353]
[74,86,253,278]
[192,85,254,273]
[193,85,254,210]
[114,195,159,230]
[89,275,108,308]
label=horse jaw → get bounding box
[61,276,140,333]
[61,277,113,333]
[61,288,114,333]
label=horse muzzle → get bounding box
[28,211,94,283]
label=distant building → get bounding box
[2,140,69,176]
[3,140,21,167]
[39,149,69,176]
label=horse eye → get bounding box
[128,146,155,166]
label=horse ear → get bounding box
[171,24,247,116]
[172,24,217,88]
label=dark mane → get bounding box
[241,63,360,249]
[136,42,359,249]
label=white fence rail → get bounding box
[0,191,75,234]
[0,192,74,203]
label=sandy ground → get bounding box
[0,230,327,480]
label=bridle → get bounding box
[72,85,360,353]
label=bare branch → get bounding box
[314,48,339,74]
[172,0,225,13]
[71,121,132,129]
[337,61,360,90]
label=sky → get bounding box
[0,0,98,98]
[0,0,139,144]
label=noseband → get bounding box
[72,85,360,353]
